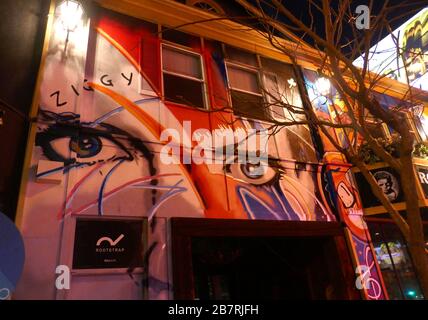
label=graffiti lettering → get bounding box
[50,90,67,107]
[121,72,133,86]
[418,171,428,184]
[71,84,80,96]
[100,74,114,87]
[50,73,134,106]
[83,79,94,91]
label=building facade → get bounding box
[13,0,427,300]
[353,6,428,300]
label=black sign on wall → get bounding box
[72,218,145,270]
[354,166,404,208]
[416,166,428,199]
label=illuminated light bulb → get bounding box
[57,0,84,32]
[315,77,331,96]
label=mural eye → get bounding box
[36,125,134,166]
[70,134,102,158]
[241,163,265,179]
[226,162,279,186]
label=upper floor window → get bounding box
[161,43,207,109]
[226,63,267,120]
[364,110,390,140]
[224,45,302,122]
[225,46,267,121]
[260,57,303,122]
[411,104,428,141]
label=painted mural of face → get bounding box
[374,171,399,202]
[35,109,159,216]
[34,29,205,221]
[29,31,207,299]
[198,147,335,222]
[36,20,336,225]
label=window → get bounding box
[161,44,207,109]
[425,224,428,252]
[226,63,266,120]
[225,46,268,121]
[161,27,201,49]
[226,46,258,67]
[367,221,424,299]
[260,57,303,122]
[263,73,284,121]
[411,104,428,141]
[363,109,391,140]
[366,122,389,139]
[225,46,303,122]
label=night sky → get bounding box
[228,0,428,56]
[281,1,426,42]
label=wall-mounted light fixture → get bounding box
[57,0,84,33]
[315,77,331,96]
[56,0,84,53]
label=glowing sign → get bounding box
[354,8,428,91]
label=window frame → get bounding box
[224,49,278,122]
[262,71,290,122]
[224,47,303,123]
[160,42,209,110]
[409,105,428,143]
[225,61,263,96]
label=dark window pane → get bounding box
[227,65,260,93]
[425,224,428,246]
[414,117,428,141]
[162,46,202,79]
[368,221,425,300]
[261,57,303,109]
[231,90,268,121]
[163,73,205,108]
[225,45,257,66]
[381,223,424,299]
[412,106,428,141]
[161,27,200,49]
[368,221,404,299]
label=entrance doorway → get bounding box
[171,218,360,300]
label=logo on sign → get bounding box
[417,166,428,199]
[96,234,124,246]
[418,170,428,185]
[95,234,125,253]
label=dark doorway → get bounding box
[192,237,341,299]
[171,218,360,300]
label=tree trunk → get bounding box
[400,152,428,298]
